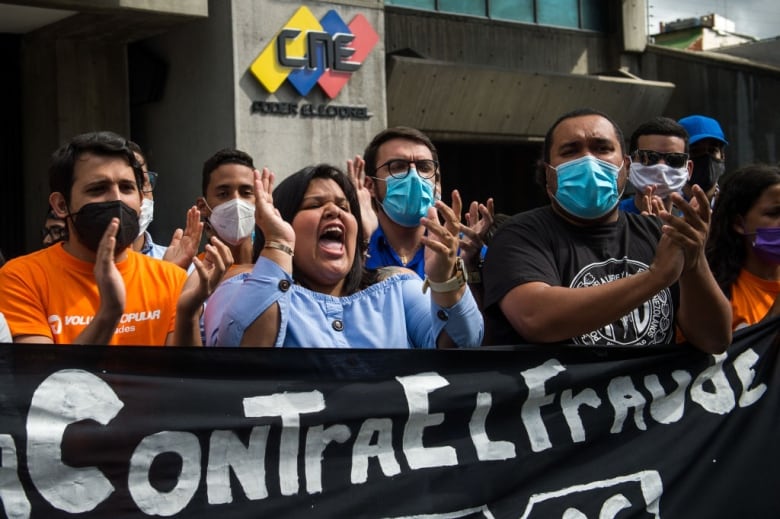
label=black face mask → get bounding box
[689,155,725,192]
[70,200,140,253]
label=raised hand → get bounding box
[180,236,234,314]
[661,185,711,273]
[638,185,661,216]
[347,155,378,239]
[455,190,494,269]
[163,206,203,270]
[421,202,460,283]
[254,168,295,267]
[93,218,126,324]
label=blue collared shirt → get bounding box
[365,225,425,278]
[619,198,641,214]
[207,257,483,348]
[139,231,168,259]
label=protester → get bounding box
[201,157,380,346]
[128,141,201,270]
[41,209,68,247]
[208,164,483,348]
[678,115,728,204]
[482,108,731,352]
[362,126,494,281]
[621,116,691,214]
[196,148,258,266]
[0,131,230,345]
[707,164,780,330]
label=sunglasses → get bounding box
[632,150,689,169]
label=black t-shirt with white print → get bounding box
[482,206,678,346]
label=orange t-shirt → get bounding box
[730,268,780,330]
[0,243,187,345]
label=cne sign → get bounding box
[250,7,379,99]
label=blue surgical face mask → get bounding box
[379,169,436,227]
[553,155,623,220]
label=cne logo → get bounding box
[250,6,379,99]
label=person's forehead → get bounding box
[636,134,686,152]
[552,114,619,146]
[207,163,254,190]
[376,138,433,161]
[304,177,344,197]
[690,137,723,148]
[754,183,780,206]
[72,152,135,184]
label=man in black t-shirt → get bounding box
[482,108,731,352]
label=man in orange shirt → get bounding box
[0,131,230,345]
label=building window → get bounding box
[490,0,534,23]
[385,0,608,32]
[537,0,579,29]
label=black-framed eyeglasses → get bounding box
[41,225,68,243]
[632,150,689,169]
[376,159,439,180]
[143,171,158,193]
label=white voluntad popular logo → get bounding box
[48,315,62,335]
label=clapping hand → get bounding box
[163,206,203,270]
[253,168,295,268]
[347,155,378,239]
[453,190,494,269]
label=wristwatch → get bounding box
[422,257,469,293]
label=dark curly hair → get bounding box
[201,148,255,196]
[707,163,780,298]
[49,131,144,205]
[270,164,367,295]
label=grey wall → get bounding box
[232,0,387,178]
[384,7,616,75]
[639,45,780,171]
[130,0,235,243]
[132,0,387,242]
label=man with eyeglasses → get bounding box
[620,116,692,215]
[362,127,443,278]
[678,115,728,204]
[128,142,201,270]
[41,209,68,247]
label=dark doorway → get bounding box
[0,34,24,261]
[434,140,548,218]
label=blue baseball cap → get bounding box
[678,115,728,146]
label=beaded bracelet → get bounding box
[264,241,294,257]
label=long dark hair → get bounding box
[271,164,367,295]
[707,163,780,297]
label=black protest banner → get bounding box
[0,317,777,519]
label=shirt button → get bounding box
[436,310,448,321]
[332,319,344,332]
[278,280,291,291]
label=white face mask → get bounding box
[629,162,689,199]
[207,198,255,246]
[137,198,154,238]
